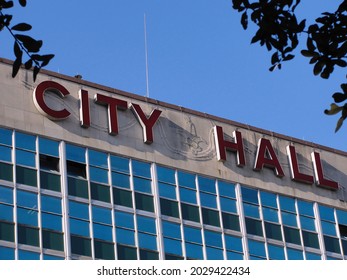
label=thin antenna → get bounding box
[144,13,150,98]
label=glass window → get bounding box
[297,200,314,217]
[222,213,240,231]
[185,242,203,259]
[160,198,179,218]
[42,230,64,251]
[117,244,137,260]
[324,235,341,253]
[133,177,152,193]
[0,128,12,146]
[179,187,196,204]
[40,155,59,172]
[40,171,61,192]
[181,203,200,222]
[177,171,196,189]
[70,235,91,257]
[204,230,222,248]
[321,221,337,236]
[89,166,108,184]
[245,218,263,236]
[302,231,319,249]
[164,238,182,256]
[39,137,59,157]
[243,203,260,218]
[41,195,61,214]
[140,249,158,260]
[88,149,108,168]
[184,226,202,244]
[218,181,236,198]
[17,207,38,226]
[260,191,277,208]
[0,246,15,260]
[16,166,37,187]
[162,221,181,239]
[202,208,220,227]
[281,212,297,227]
[265,222,282,241]
[206,247,223,260]
[157,166,175,184]
[93,223,113,241]
[0,222,14,242]
[0,186,13,204]
[132,160,151,178]
[319,205,335,221]
[283,227,301,245]
[220,197,237,213]
[0,204,13,222]
[66,144,85,163]
[0,162,13,182]
[287,248,303,260]
[337,209,347,225]
[279,196,296,212]
[112,172,130,189]
[262,207,279,222]
[248,239,266,259]
[135,193,154,212]
[68,177,88,199]
[158,182,176,199]
[268,244,285,260]
[42,213,62,231]
[70,219,90,237]
[90,182,111,203]
[92,206,112,225]
[198,176,215,194]
[18,225,39,246]
[110,155,129,173]
[300,216,316,231]
[241,187,258,204]
[17,190,37,209]
[67,161,86,178]
[0,146,12,162]
[225,235,243,253]
[15,132,35,151]
[94,240,115,260]
[200,192,217,208]
[305,252,321,260]
[16,149,36,167]
[116,228,135,245]
[137,216,156,234]
[138,233,157,250]
[115,211,134,229]
[18,250,40,260]
[113,188,133,208]
[69,201,89,220]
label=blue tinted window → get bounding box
[177,171,195,189]
[18,250,40,260]
[198,176,215,194]
[227,251,243,260]
[162,221,181,239]
[41,195,61,214]
[0,146,12,162]
[88,149,108,168]
[69,201,89,220]
[16,149,36,167]
[0,128,12,146]
[112,172,130,189]
[132,160,151,178]
[319,205,335,221]
[262,207,279,222]
[93,223,113,241]
[17,190,37,209]
[133,177,152,193]
[206,247,223,260]
[220,197,237,213]
[116,228,135,245]
[92,206,112,225]
[89,166,108,184]
[70,219,89,236]
[297,200,314,217]
[115,211,134,229]
[337,209,347,225]
[305,252,321,260]
[200,192,217,208]
[0,186,13,204]
[17,207,38,226]
[204,230,222,248]
[16,132,36,151]
[260,191,277,208]
[279,196,296,212]
[224,235,243,252]
[184,226,202,244]
[243,203,260,218]
[42,213,62,231]
[0,204,13,221]
[179,187,196,204]
[185,243,203,259]
[158,182,176,199]
[138,233,157,250]
[287,248,303,260]
[268,244,285,260]
[241,187,258,204]
[110,155,129,173]
[157,166,175,184]
[321,221,336,236]
[281,212,297,227]
[248,239,266,258]
[218,181,235,198]
[300,216,316,231]
[164,238,182,256]
[0,246,15,260]
[39,138,59,157]
[66,144,85,163]
[137,216,156,234]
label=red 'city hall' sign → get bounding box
[33,81,339,191]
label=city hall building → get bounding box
[0,58,346,260]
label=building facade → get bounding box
[0,58,346,260]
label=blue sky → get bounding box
[1,1,346,151]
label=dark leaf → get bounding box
[241,11,248,30]
[24,59,32,70]
[337,41,347,58]
[283,54,295,61]
[11,22,32,31]
[313,61,324,75]
[306,37,315,51]
[33,66,40,82]
[13,41,21,58]
[40,54,54,67]
[335,116,344,132]
[271,52,279,65]
[15,34,43,53]
[12,56,22,78]
[332,92,347,103]
[341,83,347,93]
[324,103,343,115]
[301,50,314,57]
[18,0,26,7]
[335,59,347,67]
[0,0,14,9]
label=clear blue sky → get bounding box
[1,1,346,151]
